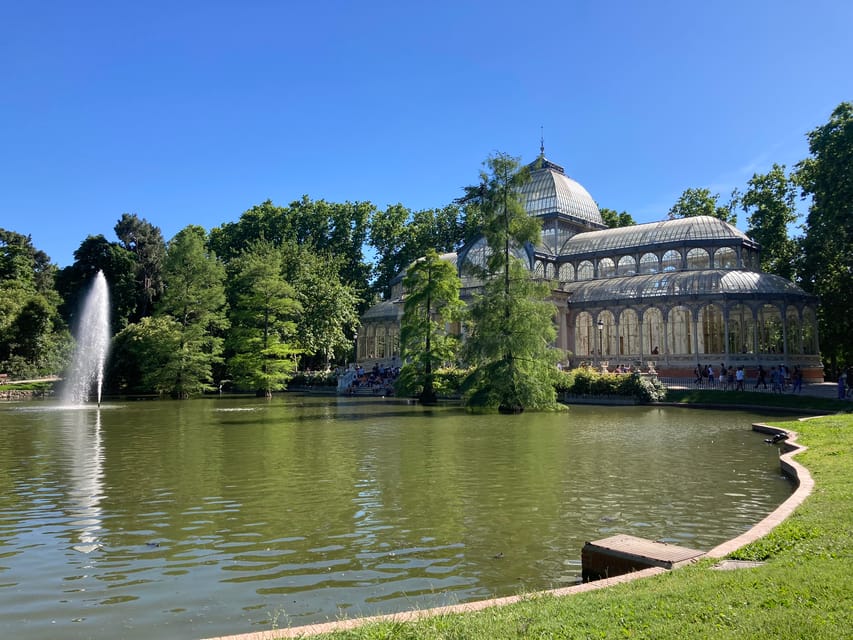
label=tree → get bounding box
[114,213,166,321]
[225,241,301,396]
[109,316,182,394]
[155,225,228,397]
[292,248,361,370]
[599,207,636,228]
[0,229,71,378]
[795,102,853,374]
[460,153,559,412]
[668,187,738,224]
[740,164,799,279]
[397,249,463,404]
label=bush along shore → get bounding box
[293,413,852,639]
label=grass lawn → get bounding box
[300,413,852,639]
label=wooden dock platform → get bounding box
[581,534,705,581]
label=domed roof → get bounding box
[519,156,605,228]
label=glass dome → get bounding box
[519,157,604,227]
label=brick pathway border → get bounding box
[203,420,814,640]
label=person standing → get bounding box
[736,366,745,391]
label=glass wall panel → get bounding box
[598,310,617,357]
[559,263,574,282]
[534,260,545,278]
[662,249,682,272]
[598,257,615,278]
[545,262,555,280]
[643,308,665,356]
[728,304,754,354]
[687,248,710,270]
[699,304,724,354]
[714,247,737,269]
[617,255,637,276]
[786,308,801,355]
[619,309,639,356]
[667,306,692,355]
[640,252,659,274]
[802,307,818,354]
[575,312,594,357]
[577,260,594,280]
[757,304,783,354]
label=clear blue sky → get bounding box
[2,0,851,268]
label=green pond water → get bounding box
[0,395,793,639]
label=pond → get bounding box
[0,395,792,639]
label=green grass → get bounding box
[0,381,55,392]
[290,413,853,639]
[664,388,852,414]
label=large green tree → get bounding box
[0,230,70,378]
[397,249,463,404]
[225,241,301,396]
[795,101,853,374]
[460,153,558,412]
[740,164,799,279]
[599,207,636,228]
[114,213,166,321]
[155,225,228,397]
[668,187,738,224]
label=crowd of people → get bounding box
[344,362,400,396]
[693,363,805,393]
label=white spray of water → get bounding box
[62,271,111,406]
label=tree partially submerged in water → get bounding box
[459,153,559,412]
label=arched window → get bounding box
[662,249,682,272]
[544,262,555,279]
[757,304,783,354]
[577,260,594,281]
[643,307,665,356]
[575,312,594,357]
[714,247,737,269]
[598,257,615,278]
[802,307,818,354]
[619,309,640,356]
[617,255,637,276]
[558,263,574,282]
[640,252,659,274]
[598,310,617,357]
[686,248,710,270]
[786,307,801,354]
[698,304,724,354]
[728,304,754,354]
[667,306,693,355]
[534,261,545,278]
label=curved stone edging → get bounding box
[202,421,814,640]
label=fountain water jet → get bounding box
[62,271,111,406]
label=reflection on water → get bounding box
[0,397,793,640]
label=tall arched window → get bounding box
[575,312,594,357]
[714,247,737,269]
[640,252,659,274]
[617,255,637,276]
[534,261,545,278]
[802,307,818,354]
[619,309,640,356]
[667,306,693,355]
[662,249,682,272]
[698,304,724,354]
[786,308,801,354]
[643,307,665,356]
[544,262,555,279]
[559,263,574,282]
[577,260,594,281]
[728,304,754,354]
[598,257,615,278]
[757,304,783,354]
[686,248,710,270]
[598,310,617,357]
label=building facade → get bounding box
[358,153,822,379]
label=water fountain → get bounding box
[62,271,111,406]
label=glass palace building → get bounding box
[358,153,822,379]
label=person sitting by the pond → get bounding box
[754,364,768,390]
[651,345,659,355]
[735,365,745,391]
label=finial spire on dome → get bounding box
[540,126,545,157]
